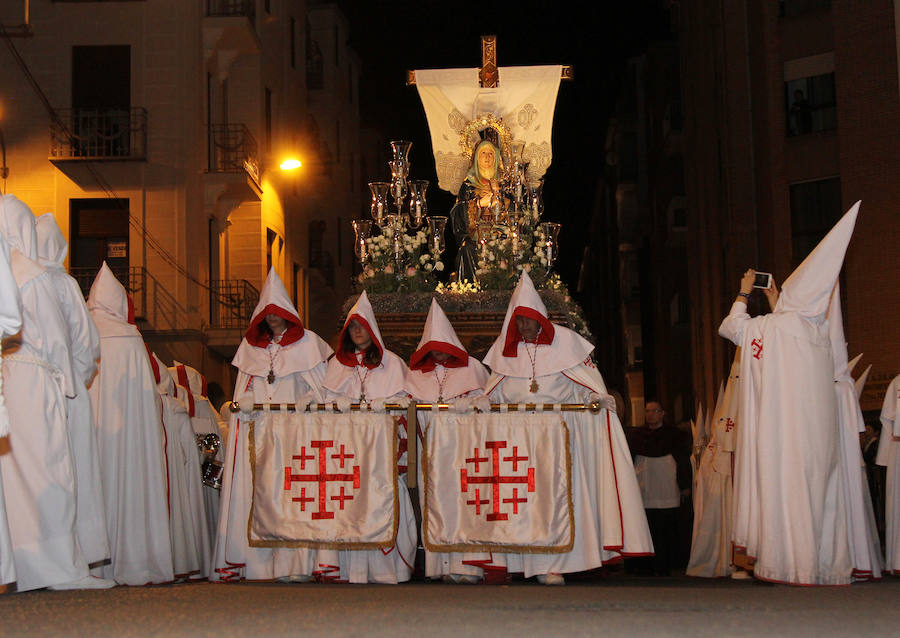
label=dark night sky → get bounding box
[337,0,673,290]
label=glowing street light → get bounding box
[280,158,302,171]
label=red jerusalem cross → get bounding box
[751,338,763,360]
[460,441,535,521]
[284,440,360,520]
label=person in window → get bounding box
[790,89,812,135]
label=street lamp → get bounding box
[279,158,302,171]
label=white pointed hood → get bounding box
[406,298,489,400]
[483,271,593,376]
[0,194,38,261]
[826,282,851,380]
[146,346,175,396]
[323,289,406,398]
[88,261,139,337]
[848,353,863,376]
[35,213,67,269]
[854,364,872,400]
[232,267,332,378]
[333,290,386,368]
[775,201,859,319]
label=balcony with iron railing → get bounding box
[50,108,147,162]
[206,0,255,24]
[208,279,259,329]
[208,124,261,187]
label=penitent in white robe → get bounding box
[0,195,87,592]
[719,302,851,585]
[406,298,492,580]
[0,232,22,587]
[317,290,417,584]
[36,213,110,566]
[211,267,332,582]
[877,374,900,575]
[88,263,174,585]
[687,350,741,578]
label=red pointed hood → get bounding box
[244,268,305,347]
[409,298,468,371]
[335,290,385,369]
[169,360,208,398]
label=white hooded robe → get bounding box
[483,272,653,577]
[88,262,174,585]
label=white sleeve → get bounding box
[718,301,749,346]
[881,375,900,437]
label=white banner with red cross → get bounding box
[423,412,573,553]
[248,410,399,549]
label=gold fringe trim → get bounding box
[246,413,400,550]
[422,415,575,555]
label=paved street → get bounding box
[3,572,898,637]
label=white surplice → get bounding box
[0,195,87,591]
[211,268,332,582]
[877,374,900,574]
[35,213,110,567]
[0,228,22,586]
[88,262,174,585]
[718,203,859,586]
[406,298,492,579]
[482,272,653,578]
[318,291,417,584]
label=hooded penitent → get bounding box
[232,268,332,386]
[406,298,488,401]
[827,283,883,579]
[323,290,405,399]
[0,194,91,591]
[211,268,332,583]
[719,201,860,585]
[87,262,174,585]
[149,349,210,580]
[480,271,653,579]
[0,225,22,587]
[878,373,900,574]
[34,213,110,568]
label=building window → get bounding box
[789,177,842,264]
[266,228,276,273]
[779,0,830,18]
[784,53,836,137]
[333,25,339,65]
[335,120,340,163]
[290,16,296,69]
[265,0,271,13]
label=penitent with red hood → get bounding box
[406,298,490,583]
[211,268,332,582]
[481,271,653,584]
[317,290,417,583]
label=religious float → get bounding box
[218,40,651,584]
[348,36,589,361]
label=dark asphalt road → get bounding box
[2,573,897,637]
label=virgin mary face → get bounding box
[476,144,496,180]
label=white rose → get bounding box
[435,261,444,272]
[425,263,433,272]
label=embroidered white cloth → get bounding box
[423,412,573,553]
[415,65,562,193]
[249,411,398,549]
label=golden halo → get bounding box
[459,113,513,164]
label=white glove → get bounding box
[234,392,255,415]
[472,395,492,413]
[588,392,617,414]
[334,396,352,413]
[452,397,473,413]
[370,398,386,413]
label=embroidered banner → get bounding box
[423,412,573,553]
[248,411,398,549]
